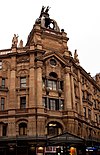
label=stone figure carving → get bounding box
[19,40,23,48]
[40,6,45,17]
[12,34,18,47]
[45,6,50,13]
[74,49,80,64]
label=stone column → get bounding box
[29,53,35,108]
[64,67,72,110]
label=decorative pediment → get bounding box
[17,69,29,77]
[36,51,71,67]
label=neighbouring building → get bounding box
[0,6,100,155]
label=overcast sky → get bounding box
[0,0,100,76]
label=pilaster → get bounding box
[9,54,16,111]
[29,53,35,108]
[64,66,72,110]
[78,70,83,115]
[36,61,43,108]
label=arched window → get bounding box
[19,123,27,135]
[47,122,62,136]
[49,72,58,78]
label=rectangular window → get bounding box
[48,80,57,90]
[1,78,5,88]
[20,97,26,109]
[49,99,56,110]
[20,77,26,88]
[1,98,5,111]
[0,61,2,69]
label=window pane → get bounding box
[50,99,56,110]
[48,80,52,90]
[19,123,27,135]
[2,79,5,88]
[20,97,26,109]
[20,77,26,87]
[52,81,57,90]
[1,98,5,111]
[48,80,57,90]
[2,125,7,136]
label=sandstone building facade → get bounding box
[0,7,100,155]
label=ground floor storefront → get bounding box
[0,132,99,155]
[0,145,99,155]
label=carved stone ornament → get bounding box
[17,56,29,63]
[12,34,19,47]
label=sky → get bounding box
[0,0,100,77]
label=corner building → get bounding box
[0,7,100,155]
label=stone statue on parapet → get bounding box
[12,34,19,47]
[19,39,23,48]
[74,49,80,65]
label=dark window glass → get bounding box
[19,123,27,135]
[47,122,62,136]
[1,98,5,111]
[20,77,26,88]
[20,97,26,109]
[1,78,5,88]
[2,125,7,136]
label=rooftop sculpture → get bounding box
[36,6,60,31]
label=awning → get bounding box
[47,131,85,145]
